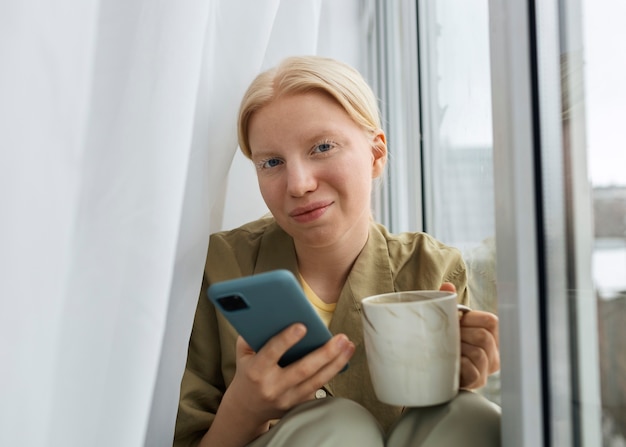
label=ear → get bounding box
[371,130,387,178]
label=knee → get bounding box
[309,397,385,435]
[270,398,384,446]
[450,390,501,431]
[434,390,501,444]
[390,391,501,447]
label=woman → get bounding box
[174,55,501,447]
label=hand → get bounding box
[205,324,355,447]
[440,282,500,390]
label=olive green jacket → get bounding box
[174,217,469,446]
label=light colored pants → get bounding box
[247,391,501,447]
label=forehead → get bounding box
[248,92,359,141]
[258,91,347,120]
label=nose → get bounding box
[286,161,317,197]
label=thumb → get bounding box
[235,335,255,356]
[439,282,456,293]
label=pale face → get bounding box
[248,91,386,250]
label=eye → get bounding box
[257,157,283,170]
[312,141,335,154]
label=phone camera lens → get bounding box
[217,295,249,311]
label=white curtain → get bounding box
[0,0,349,445]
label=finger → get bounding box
[461,338,489,372]
[285,334,355,394]
[280,334,354,409]
[439,282,456,293]
[460,353,484,389]
[255,323,307,368]
[236,335,255,357]
[461,326,500,375]
[460,326,497,350]
[288,334,354,380]
[460,311,499,348]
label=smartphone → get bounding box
[207,269,339,368]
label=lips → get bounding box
[289,201,333,223]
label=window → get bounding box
[583,0,626,444]
[366,0,499,404]
[368,0,625,445]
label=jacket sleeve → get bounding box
[390,231,470,307]
[174,227,258,446]
[173,273,226,447]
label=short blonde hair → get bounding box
[237,55,382,158]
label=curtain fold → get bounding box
[0,1,101,445]
[47,0,218,444]
[144,1,284,444]
[0,1,326,446]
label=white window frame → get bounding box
[490,0,603,444]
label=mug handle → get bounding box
[457,304,472,319]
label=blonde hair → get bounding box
[237,55,382,158]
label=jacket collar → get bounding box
[252,219,400,421]
[343,220,395,305]
[254,219,395,306]
[254,220,300,276]
[329,221,394,340]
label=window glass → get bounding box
[416,0,499,403]
[582,0,626,444]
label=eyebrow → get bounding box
[250,150,278,161]
[250,128,347,160]
[306,129,342,142]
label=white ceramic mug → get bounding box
[361,290,468,407]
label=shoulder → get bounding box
[210,215,277,247]
[207,215,282,279]
[370,222,467,298]
[372,222,462,262]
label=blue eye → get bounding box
[261,158,283,169]
[314,142,333,153]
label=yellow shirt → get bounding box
[299,274,336,327]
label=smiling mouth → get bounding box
[289,202,333,222]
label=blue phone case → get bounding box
[207,269,337,367]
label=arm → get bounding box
[174,275,226,446]
[175,277,355,447]
[178,225,355,446]
[198,326,355,447]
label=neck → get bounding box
[294,222,369,304]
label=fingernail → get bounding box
[337,335,352,351]
[336,335,346,347]
[292,323,306,336]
